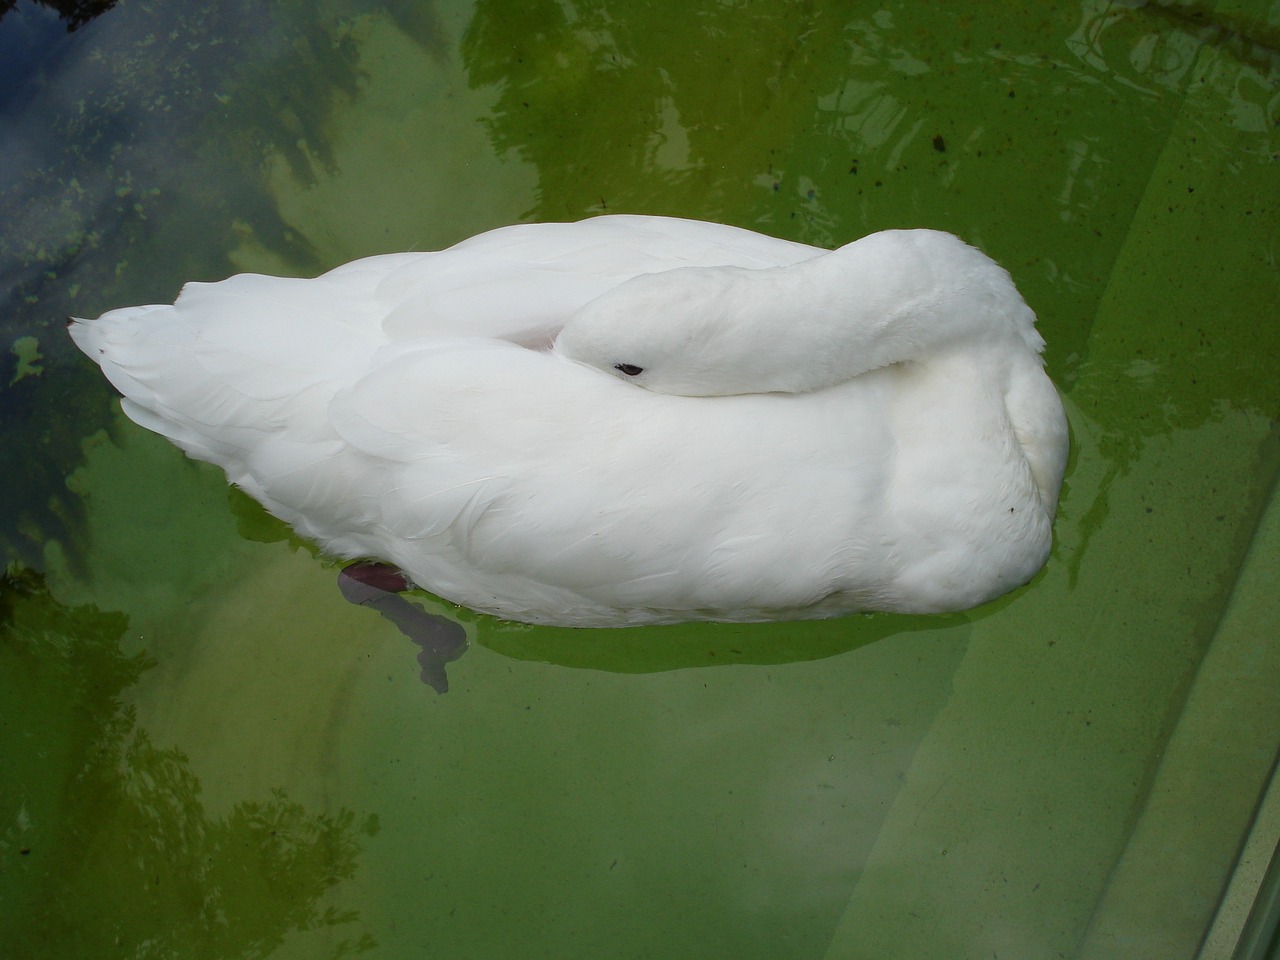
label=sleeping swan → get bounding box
[69,215,1068,628]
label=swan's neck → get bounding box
[729,229,1041,394]
[554,228,1045,399]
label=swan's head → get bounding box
[553,265,820,397]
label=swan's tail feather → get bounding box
[68,276,385,478]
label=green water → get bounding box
[1,1,1277,958]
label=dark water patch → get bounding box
[0,0,120,33]
[0,0,445,574]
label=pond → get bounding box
[1,1,1277,958]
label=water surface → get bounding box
[1,1,1277,958]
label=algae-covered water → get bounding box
[1,1,1277,958]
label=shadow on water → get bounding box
[475,606,971,675]
[0,568,376,958]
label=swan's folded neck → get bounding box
[738,229,1045,392]
[555,228,1046,398]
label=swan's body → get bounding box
[69,215,1068,627]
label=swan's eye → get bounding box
[614,363,644,377]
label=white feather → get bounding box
[68,215,1068,627]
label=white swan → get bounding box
[69,215,1068,627]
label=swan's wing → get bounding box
[323,340,617,544]
[75,215,825,398]
[372,215,825,343]
[319,338,892,616]
[323,367,695,612]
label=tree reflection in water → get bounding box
[0,568,376,958]
[0,1,118,33]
